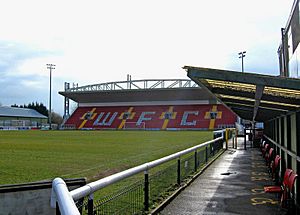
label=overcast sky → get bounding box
[0,0,295,115]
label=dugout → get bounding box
[185,66,300,207]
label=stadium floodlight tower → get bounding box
[238,51,246,73]
[46,63,55,129]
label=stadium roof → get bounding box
[59,88,217,104]
[0,106,48,119]
[185,66,300,122]
[59,79,217,104]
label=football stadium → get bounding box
[59,79,237,130]
[0,79,237,214]
[2,1,300,214]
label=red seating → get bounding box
[64,104,237,130]
[288,173,298,192]
[281,172,298,208]
[270,155,281,182]
[262,144,269,158]
[260,140,266,152]
[264,167,298,211]
[265,147,274,166]
[288,173,298,200]
[264,168,293,193]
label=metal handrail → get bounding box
[264,135,300,162]
[52,135,224,214]
[51,178,80,215]
[71,137,222,200]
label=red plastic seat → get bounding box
[287,173,298,199]
[281,172,298,208]
[262,144,269,158]
[264,168,293,193]
[265,148,274,166]
[288,173,298,191]
[264,185,282,193]
[270,155,281,181]
[260,140,266,152]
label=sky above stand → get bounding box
[0,0,295,115]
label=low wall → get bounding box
[0,178,86,215]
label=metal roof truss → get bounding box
[185,66,300,122]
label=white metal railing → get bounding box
[51,135,224,214]
[51,178,80,215]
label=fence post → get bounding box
[225,128,228,150]
[78,198,84,214]
[232,131,235,148]
[252,128,255,148]
[144,170,149,212]
[235,129,238,149]
[218,138,222,151]
[177,158,181,185]
[88,193,94,215]
[194,150,197,172]
[244,128,247,150]
[56,202,61,215]
[205,146,208,163]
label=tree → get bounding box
[11,102,48,116]
[51,112,63,125]
[35,103,48,116]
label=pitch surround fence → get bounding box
[51,130,228,215]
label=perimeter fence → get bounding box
[52,129,233,215]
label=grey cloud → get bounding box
[0,40,65,112]
[0,41,58,74]
[0,72,65,115]
[0,74,47,101]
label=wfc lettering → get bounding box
[91,111,200,127]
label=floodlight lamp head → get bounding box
[46,64,56,70]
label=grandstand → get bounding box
[0,106,48,130]
[59,79,237,130]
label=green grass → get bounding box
[0,130,213,185]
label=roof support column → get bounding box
[296,112,300,206]
[63,82,70,120]
[252,85,264,122]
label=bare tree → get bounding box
[51,112,63,125]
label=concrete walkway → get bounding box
[160,138,285,215]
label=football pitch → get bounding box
[0,130,213,185]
